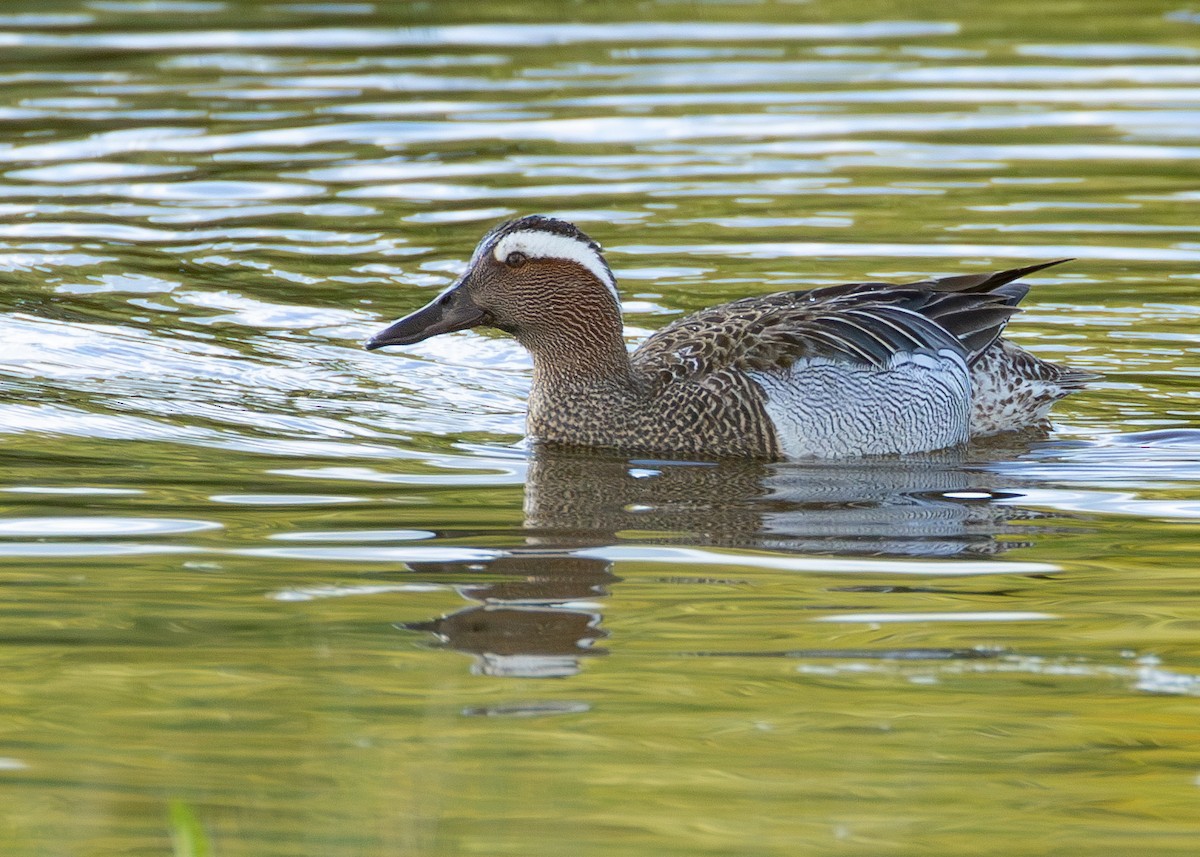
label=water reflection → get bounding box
[2,2,1199,851]
[400,443,1076,674]
[524,446,1055,556]
[401,554,614,678]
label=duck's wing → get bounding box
[632,260,1069,386]
[632,292,966,386]
[827,259,1070,361]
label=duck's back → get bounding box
[631,261,1090,457]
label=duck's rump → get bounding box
[969,338,1097,436]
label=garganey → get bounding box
[367,215,1094,459]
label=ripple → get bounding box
[271,529,435,542]
[120,180,320,200]
[1110,428,1200,446]
[57,272,180,295]
[564,88,1200,107]
[271,583,445,601]
[614,241,1200,263]
[1012,489,1200,519]
[950,221,1200,234]
[0,21,959,51]
[241,546,502,562]
[0,517,221,537]
[273,463,528,487]
[462,701,592,717]
[0,251,114,271]
[317,100,503,116]
[792,654,1200,695]
[4,162,194,183]
[0,221,382,244]
[278,3,375,15]
[85,1,226,12]
[3,109,1195,166]
[673,139,1200,163]
[0,543,198,557]
[574,546,1058,576]
[403,207,515,224]
[0,13,94,26]
[814,612,1056,623]
[208,494,366,506]
[1017,43,1200,59]
[1,486,144,495]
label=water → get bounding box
[1,1,1199,853]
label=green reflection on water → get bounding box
[1,0,1199,854]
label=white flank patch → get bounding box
[750,350,971,458]
[491,229,619,304]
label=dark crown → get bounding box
[485,215,602,253]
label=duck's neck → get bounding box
[519,314,644,445]
[522,320,635,391]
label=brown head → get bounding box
[365,215,623,354]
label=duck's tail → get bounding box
[969,339,1100,437]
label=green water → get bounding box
[2,0,1200,853]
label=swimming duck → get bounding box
[366,215,1094,459]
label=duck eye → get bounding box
[505,251,528,268]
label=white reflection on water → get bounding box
[271,582,448,601]
[0,517,220,536]
[814,611,1056,622]
[615,241,1200,262]
[574,545,1058,576]
[0,543,198,557]
[4,108,1200,163]
[796,653,1200,697]
[242,546,502,562]
[0,21,960,51]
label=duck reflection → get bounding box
[401,441,1064,676]
[400,555,616,678]
[523,443,1051,557]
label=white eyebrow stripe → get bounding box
[491,230,619,305]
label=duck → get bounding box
[366,215,1095,459]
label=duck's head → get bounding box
[365,215,620,351]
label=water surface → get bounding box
[1,1,1200,854]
